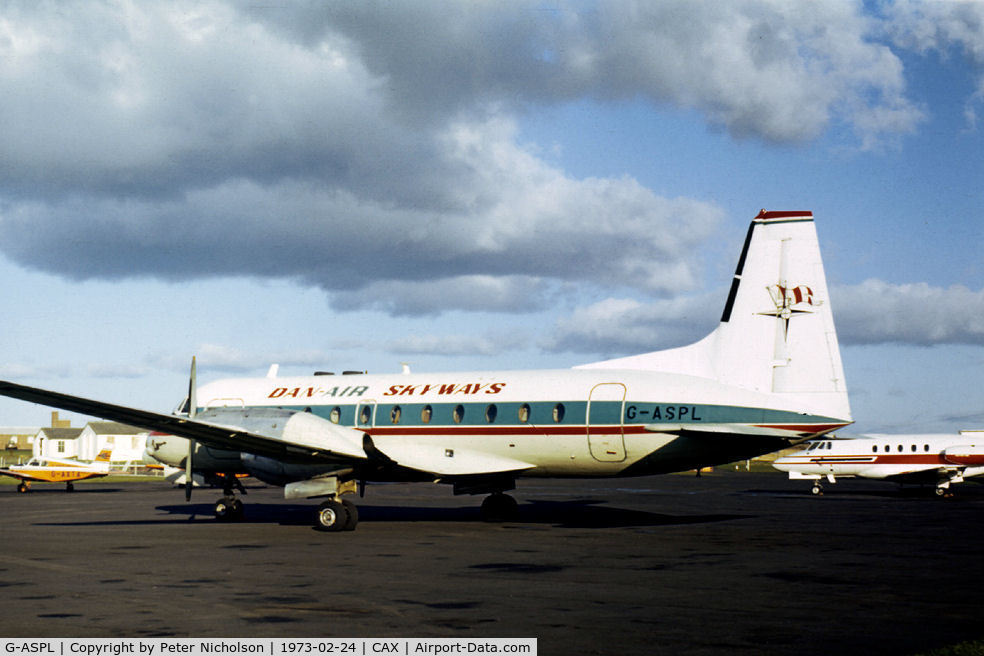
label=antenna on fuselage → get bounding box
[185,356,197,502]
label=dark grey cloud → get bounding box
[0,2,937,317]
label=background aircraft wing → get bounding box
[0,468,31,482]
[0,380,355,464]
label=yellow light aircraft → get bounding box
[0,449,113,493]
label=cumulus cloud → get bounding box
[833,279,984,346]
[543,293,720,356]
[540,278,984,359]
[883,0,984,128]
[0,1,942,318]
[385,333,529,358]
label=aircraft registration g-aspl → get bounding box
[0,210,852,531]
[0,448,113,493]
[773,431,984,496]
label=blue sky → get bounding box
[0,1,982,435]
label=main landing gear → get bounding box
[315,497,359,532]
[16,482,30,494]
[213,474,247,522]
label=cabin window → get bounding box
[553,403,566,423]
[329,407,341,424]
[421,405,433,424]
[518,404,531,423]
[453,405,465,424]
[390,405,402,425]
[897,444,903,452]
[911,444,916,452]
[924,444,930,452]
[359,405,372,426]
[485,404,498,423]
[872,445,877,453]
[884,445,890,453]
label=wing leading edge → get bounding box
[0,380,350,464]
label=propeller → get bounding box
[185,356,197,501]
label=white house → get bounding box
[78,422,149,469]
[33,427,85,460]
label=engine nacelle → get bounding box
[239,453,339,486]
[144,407,368,480]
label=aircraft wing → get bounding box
[0,380,354,464]
[0,468,31,482]
[368,436,535,477]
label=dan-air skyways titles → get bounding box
[0,209,852,532]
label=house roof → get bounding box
[85,421,147,435]
[37,427,84,440]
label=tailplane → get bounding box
[577,210,850,421]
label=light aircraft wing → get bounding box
[0,468,32,482]
[0,380,359,465]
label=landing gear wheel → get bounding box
[214,496,242,521]
[315,499,349,532]
[481,493,518,522]
[341,498,359,531]
[810,484,823,496]
[16,482,29,494]
[935,486,949,497]
[66,482,74,492]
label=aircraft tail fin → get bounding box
[578,210,850,422]
[93,448,113,471]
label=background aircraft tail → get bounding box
[578,210,851,422]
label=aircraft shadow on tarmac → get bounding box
[159,498,751,529]
[36,498,750,529]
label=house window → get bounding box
[57,441,65,453]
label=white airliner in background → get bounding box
[0,210,851,531]
[773,432,984,495]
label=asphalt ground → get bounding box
[0,472,982,655]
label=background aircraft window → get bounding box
[421,405,432,424]
[884,445,890,452]
[872,445,877,453]
[485,404,497,423]
[924,444,930,452]
[911,444,916,452]
[897,444,903,452]
[390,405,402,424]
[518,404,530,423]
[553,403,565,422]
[453,405,464,424]
[329,407,341,424]
[359,406,372,426]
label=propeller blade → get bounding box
[185,356,197,502]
